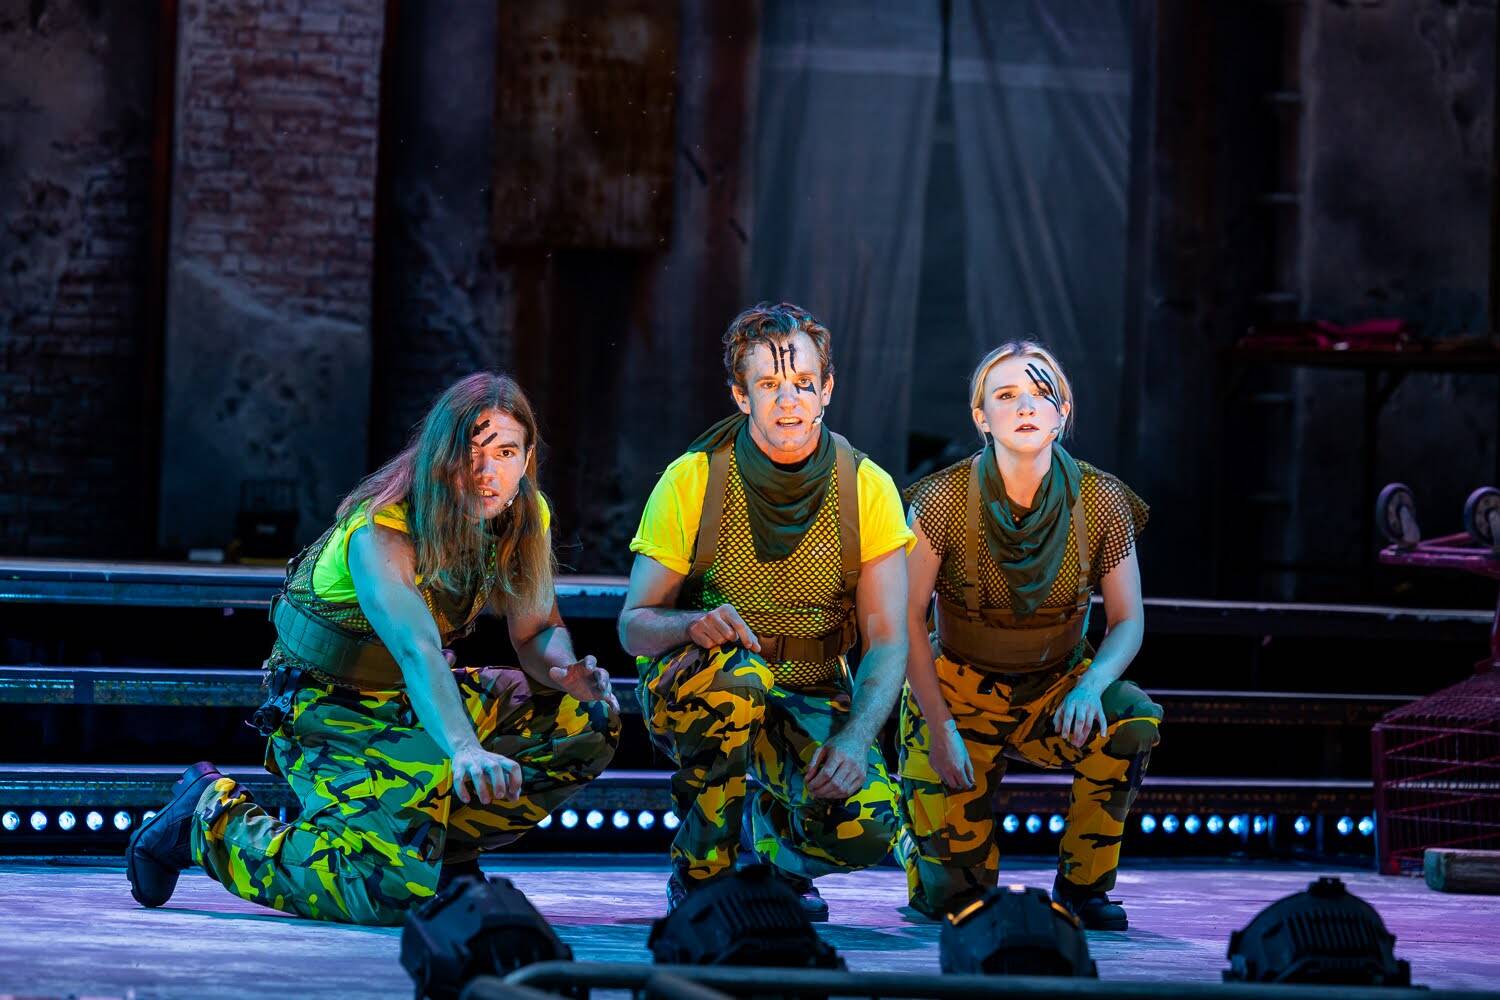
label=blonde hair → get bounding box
[968,341,1075,440]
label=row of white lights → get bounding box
[538,809,681,831]
[1,809,157,832]
[1136,813,1375,838]
[1,807,1376,840]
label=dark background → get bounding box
[2,0,1498,611]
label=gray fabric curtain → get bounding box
[748,0,943,476]
[950,0,1132,469]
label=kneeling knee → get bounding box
[1108,718,1161,757]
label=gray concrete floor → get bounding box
[1,856,1497,999]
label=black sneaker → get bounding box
[1052,876,1129,931]
[126,761,223,908]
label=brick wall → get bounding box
[0,3,159,556]
[157,0,386,552]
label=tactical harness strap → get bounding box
[933,453,1091,672]
[686,431,862,665]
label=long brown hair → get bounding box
[338,372,554,616]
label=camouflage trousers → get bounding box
[899,646,1161,917]
[190,666,620,926]
[638,643,900,887]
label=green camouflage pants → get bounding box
[899,646,1161,917]
[191,666,619,925]
[637,642,900,887]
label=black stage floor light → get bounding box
[647,863,845,971]
[1224,875,1412,986]
[401,876,577,1000]
[939,885,1098,978]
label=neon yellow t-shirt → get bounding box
[628,450,915,575]
[311,496,552,602]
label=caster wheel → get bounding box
[1376,483,1420,546]
[1463,486,1500,548]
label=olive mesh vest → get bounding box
[680,441,861,688]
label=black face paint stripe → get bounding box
[478,432,498,447]
[471,418,491,439]
[786,342,798,373]
[1025,363,1061,412]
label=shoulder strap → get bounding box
[831,432,861,601]
[1072,482,1091,601]
[961,454,982,620]
[688,446,732,582]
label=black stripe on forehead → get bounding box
[478,432,498,447]
[1024,362,1061,411]
[471,417,491,440]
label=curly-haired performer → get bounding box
[619,302,914,921]
[899,343,1157,929]
[127,372,620,925]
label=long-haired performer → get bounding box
[619,302,914,921]
[900,343,1157,929]
[127,372,620,925]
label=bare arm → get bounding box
[1078,547,1144,691]
[1052,547,1145,745]
[617,554,759,658]
[805,545,909,798]
[508,594,618,712]
[903,519,950,728]
[348,524,520,803]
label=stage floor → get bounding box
[2,856,1497,998]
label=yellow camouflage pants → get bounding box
[638,642,900,886]
[191,666,619,925]
[899,647,1161,917]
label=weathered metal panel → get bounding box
[493,0,679,248]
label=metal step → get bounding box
[1,558,1491,640]
[0,665,1413,726]
[0,763,1372,815]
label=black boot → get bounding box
[665,871,690,912]
[437,855,485,892]
[771,867,830,923]
[1052,875,1128,931]
[126,761,223,908]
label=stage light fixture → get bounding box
[1358,816,1375,837]
[1337,816,1353,836]
[29,811,46,831]
[611,809,630,830]
[58,811,76,831]
[1253,815,1269,836]
[585,810,604,830]
[637,810,655,829]
[1048,814,1065,834]
[559,809,579,829]
[113,811,132,831]
[1185,814,1202,835]
[143,810,158,822]
[1229,815,1247,836]
[663,811,680,830]
[1162,814,1180,834]
[647,863,844,970]
[1002,814,1020,834]
[1207,815,1224,834]
[1139,814,1156,834]
[1224,876,1411,986]
[537,814,552,829]
[1025,814,1042,834]
[401,875,575,1000]
[1294,816,1311,836]
[86,811,104,831]
[939,884,1097,978]
[1,811,19,832]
